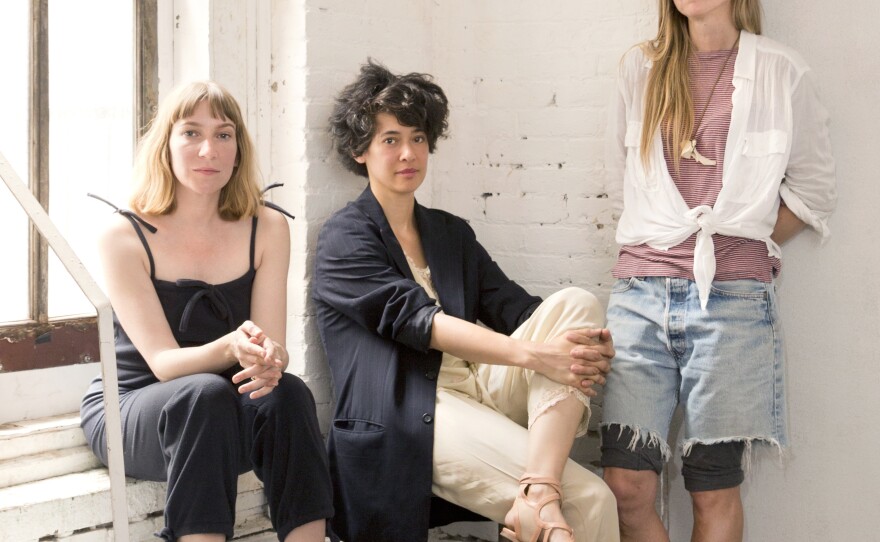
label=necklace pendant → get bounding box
[681,139,697,160]
[693,148,717,166]
[680,139,716,166]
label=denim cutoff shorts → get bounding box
[600,276,787,463]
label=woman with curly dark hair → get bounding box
[314,60,619,542]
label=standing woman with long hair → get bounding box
[601,1,836,540]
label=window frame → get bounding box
[0,0,157,373]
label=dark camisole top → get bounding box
[85,209,257,396]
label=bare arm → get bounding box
[770,204,806,245]
[429,312,613,396]
[100,210,290,397]
[232,207,292,398]
[98,216,257,382]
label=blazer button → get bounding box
[425,369,438,381]
[422,413,434,424]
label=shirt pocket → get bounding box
[742,130,787,156]
[725,129,789,203]
[623,121,661,191]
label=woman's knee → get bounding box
[554,287,599,307]
[156,375,242,455]
[268,373,315,405]
[249,373,319,421]
[164,374,239,419]
[574,476,617,513]
[690,485,741,514]
[546,287,604,322]
[562,467,618,523]
[603,467,658,513]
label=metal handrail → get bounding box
[0,151,129,540]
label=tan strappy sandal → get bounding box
[500,474,574,542]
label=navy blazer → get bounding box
[314,186,541,542]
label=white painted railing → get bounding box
[0,151,129,540]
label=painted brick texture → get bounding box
[275,0,655,442]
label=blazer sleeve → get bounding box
[314,209,441,353]
[467,226,542,335]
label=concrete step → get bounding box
[35,506,276,541]
[0,445,103,489]
[0,412,86,462]
[0,467,271,541]
[0,414,495,541]
[0,413,275,541]
[0,412,102,489]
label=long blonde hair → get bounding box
[640,0,762,170]
[130,81,262,220]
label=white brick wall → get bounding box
[174,2,880,539]
[426,1,653,301]
[279,0,654,444]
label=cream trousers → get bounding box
[431,287,620,542]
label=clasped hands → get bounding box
[544,327,614,397]
[230,320,285,399]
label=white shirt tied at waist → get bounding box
[685,205,782,310]
[607,30,837,309]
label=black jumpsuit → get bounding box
[80,210,333,541]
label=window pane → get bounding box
[0,1,31,322]
[48,0,134,317]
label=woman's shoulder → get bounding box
[622,42,650,63]
[317,200,381,254]
[101,208,157,237]
[750,32,811,73]
[420,205,473,232]
[617,43,652,81]
[96,211,151,261]
[257,203,289,232]
[322,199,375,232]
[254,205,291,256]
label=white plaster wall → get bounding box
[664,2,880,540]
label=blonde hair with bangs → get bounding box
[130,81,262,220]
[640,0,762,171]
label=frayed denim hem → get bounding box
[682,436,786,472]
[600,422,672,462]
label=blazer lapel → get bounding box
[416,204,465,319]
[353,187,412,279]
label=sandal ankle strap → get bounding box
[519,474,563,496]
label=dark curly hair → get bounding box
[329,59,449,178]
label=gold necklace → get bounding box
[680,36,740,166]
